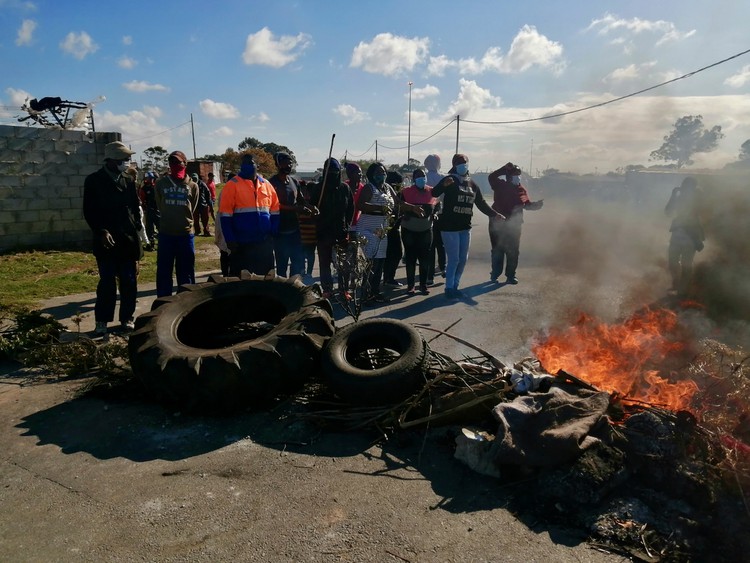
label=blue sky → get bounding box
[1,0,749,174]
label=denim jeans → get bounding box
[440,229,471,290]
[95,254,137,323]
[274,230,304,277]
[157,233,195,297]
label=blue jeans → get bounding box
[157,233,195,297]
[95,254,137,323]
[274,230,304,277]
[440,229,471,290]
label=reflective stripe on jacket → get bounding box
[219,175,280,243]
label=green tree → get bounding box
[739,139,750,161]
[142,146,168,172]
[237,137,297,170]
[649,115,724,169]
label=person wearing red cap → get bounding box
[432,154,504,300]
[154,150,200,296]
[488,162,544,284]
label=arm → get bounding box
[488,168,505,191]
[665,188,679,216]
[356,184,386,214]
[472,183,503,219]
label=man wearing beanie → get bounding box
[433,153,504,300]
[488,162,544,285]
[83,141,145,335]
[155,150,200,296]
[220,153,280,276]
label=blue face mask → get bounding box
[239,161,256,179]
[510,175,521,186]
[455,163,468,176]
[414,177,427,189]
[373,174,386,185]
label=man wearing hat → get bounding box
[488,162,544,284]
[154,150,200,296]
[83,140,146,335]
[219,153,280,276]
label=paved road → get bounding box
[2,202,669,562]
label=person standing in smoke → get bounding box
[424,154,445,283]
[665,176,704,296]
[488,162,544,285]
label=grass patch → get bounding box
[0,236,221,310]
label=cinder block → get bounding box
[8,138,34,152]
[29,220,51,233]
[3,220,31,234]
[15,127,61,140]
[60,129,89,142]
[0,162,23,175]
[47,198,71,209]
[61,208,83,220]
[0,211,14,223]
[16,210,40,222]
[22,175,48,187]
[0,125,21,137]
[27,198,51,210]
[32,140,56,152]
[43,151,70,164]
[71,142,97,155]
[0,177,22,189]
[22,150,45,163]
[0,198,28,211]
[0,149,21,163]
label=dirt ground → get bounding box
[1,195,745,562]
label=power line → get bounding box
[379,117,456,151]
[122,120,191,144]
[462,47,750,125]
[346,140,376,159]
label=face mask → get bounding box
[169,162,187,179]
[280,165,292,175]
[117,162,129,173]
[373,174,386,185]
[510,175,521,186]
[415,177,427,189]
[240,161,257,179]
[455,163,468,176]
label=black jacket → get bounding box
[83,166,143,261]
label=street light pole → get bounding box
[407,81,413,169]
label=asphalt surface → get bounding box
[1,203,672,562]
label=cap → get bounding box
[324,158,341,172]
[502,162,522,175]
[345,162,362,175]
[104,141,135,161]
[274,151,292,165]
[452,153,468,166]
[168,150,187,164]
[190,173,199,181]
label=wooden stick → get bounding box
[316,133,336,208]
[413,323,507,371]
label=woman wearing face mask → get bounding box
[399,168,438,295]
[356,162,424,303]
[432,154,504,300]
[488,162,544,285]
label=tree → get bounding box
[142,146,168,173]
[237,137,297,170]
[649,115,724,169]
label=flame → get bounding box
[532,308,699,412]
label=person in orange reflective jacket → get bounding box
[219,154,280,276]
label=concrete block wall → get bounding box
[0,125,121,253]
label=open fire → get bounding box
[532,307,701,413]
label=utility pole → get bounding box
[529,138,533,177]
[190,113,197,160]
[407,81,413,168]
[455,115,460,155]
[375,140,378,162]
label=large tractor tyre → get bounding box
[128,272,335,414]
[321,318,428,405]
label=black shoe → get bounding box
[445,289,459,300]
[383,280,403,287]
[506,276,519,285]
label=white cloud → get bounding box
[725,65,750,88]
[98,107,172,149]
[242,27,312,67]
[252,112,270,123]
[118,56,137,69]
[586,13,696,46]
[200,99,240,119]
[333,104,370,125]
[122,35,132,46]
[15,19,36,46]
[350,33,429,76]
[5,87,32,106]
[411,84,440,100]
[59,31,98,60]
[427,26,563,76]
[604,61,657,83]
[443,79,501,119]
[212,126,233,137]
[500,25,565,73]
[122,80,169,93]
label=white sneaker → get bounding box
[120,319,135,331]
[94,321,108,336]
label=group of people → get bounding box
[84,139,703,337]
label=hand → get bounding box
[413,205,425,218]
[308,205,320,217]
[493,213,506,221]
[100,231,115,250]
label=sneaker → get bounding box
[94,321,108,336]
[490,274,499,283]
[454,289,466,299]
[445,289,458,300]
[419,286,430,295]
[383,280,403,287]
[120,319,135,331]
[506,276,519,285]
